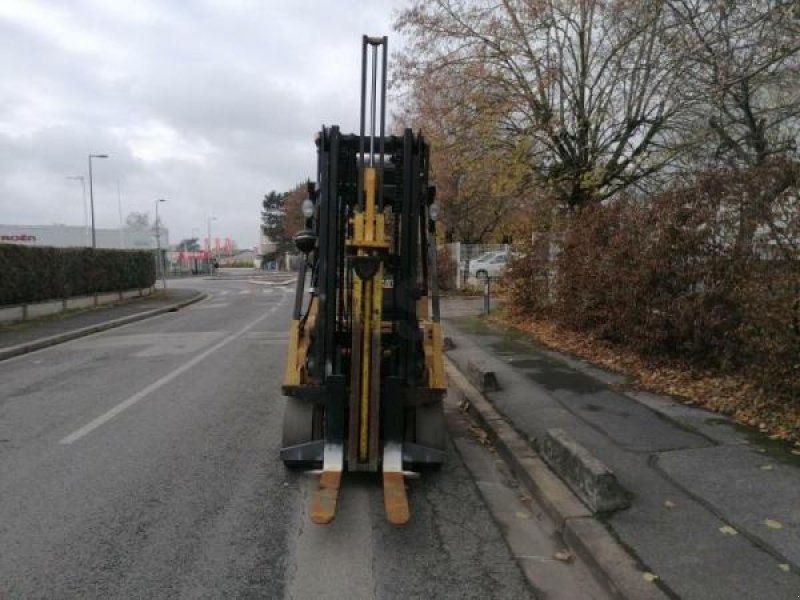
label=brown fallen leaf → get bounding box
[719,525,738,536]
[760,464,775,471]
[778,564,790,572]
[486,313,800,446]
[469,425,489,445]
[764,519,783,529]
[515,511,531,520]
[642,572,659,583]
[553,550,575,562]
[664,500,676,509]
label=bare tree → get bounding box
[396,63,531,242]
[663,0,800,254]
[396,0,687,210]
[667,0,799,167]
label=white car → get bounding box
[467,251,507,279]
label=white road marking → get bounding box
[60,295,286,445]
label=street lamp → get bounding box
[207,216,217,274]
[66,175,89,246]
[88,153,109,248]
[190,227,200,275]
[155,198,167,289]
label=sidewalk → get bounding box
[441,298,800,599]
[0,288,204,360]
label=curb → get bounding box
[445,359,672,600]
[0,291,208,362]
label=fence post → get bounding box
[483,273,491,314]
[454,242,462,290]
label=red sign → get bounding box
[1,234,37,242]
[177,251,209,261]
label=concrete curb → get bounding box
[445,359,672,600]
[0,291,208,362]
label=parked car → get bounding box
[459,251,500,276]
[468,251,508,279]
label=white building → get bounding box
[0,224,169,250]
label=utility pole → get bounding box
[155,198,167,289]
[207,216,217,274]
[117,179,124,248]
[66,175,89,246]
[88,153,109,248]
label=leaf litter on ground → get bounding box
[487,312,800,446]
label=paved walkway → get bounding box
[0,288,201,352]
[441,298,800,600]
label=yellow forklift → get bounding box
[280,36,446,525]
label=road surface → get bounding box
[0,274,604,599]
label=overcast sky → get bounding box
[0,0,407,248]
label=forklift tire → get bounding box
[475,269,487,279]
[415,401,445,468]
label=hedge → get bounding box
[0,245,156,306]
[505,164,800,399]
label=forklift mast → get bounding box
[280,36,446,525]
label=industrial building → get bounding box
[0,224,169,250]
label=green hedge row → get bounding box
[0,245,156,306]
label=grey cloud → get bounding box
[0,0,403,247]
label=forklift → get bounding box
[280,35,446,525]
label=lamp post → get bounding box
[66,175,89,246]
[191,227,199,274]
[207,216,217,274]
[155,198,167,289]
[88,153,109,248]
[117,179,124,248]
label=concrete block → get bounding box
[466,359,500,392]
[540,428,630,514]
[26,300,63,319]
[0,305,25,323]
[65,295,95,310]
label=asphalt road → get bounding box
[0,276,547,599]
